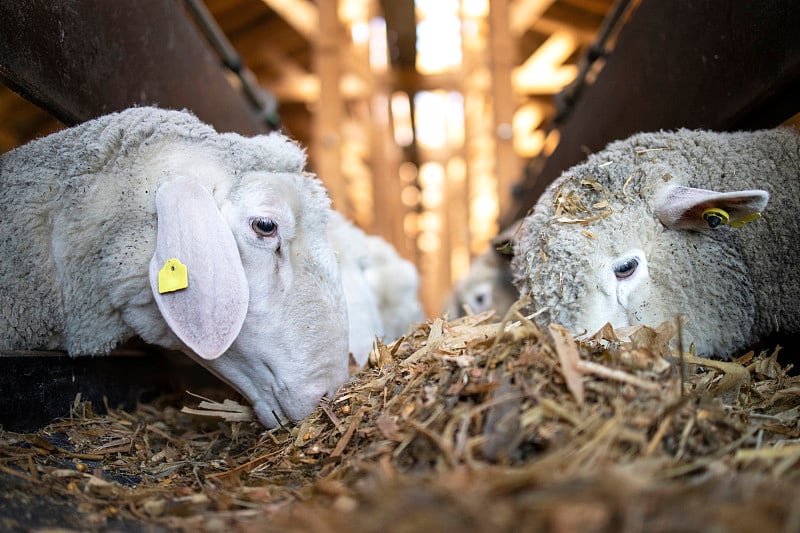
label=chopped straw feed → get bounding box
[1,304,799,531]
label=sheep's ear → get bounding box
[492,219,523,260]
[655,185,769,230]
[149,177,249,359]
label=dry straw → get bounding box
[1,304,799,531]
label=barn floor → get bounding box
[1,309,799,532]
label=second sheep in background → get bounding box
[444,222,520,320]
[328,212,425,366]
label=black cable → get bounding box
[182,0,281,130]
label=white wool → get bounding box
[327,212,424,366]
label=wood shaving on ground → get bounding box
[1,309,799,532]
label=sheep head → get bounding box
[147,170,349,428]
[0,107,351,428]
[512,128,800,358]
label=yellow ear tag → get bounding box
[730,212,761,228]
[702,208,730,229]
[157,258,189,294]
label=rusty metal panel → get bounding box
[0,349,226,432]
[0,0,268,135]
[506,0,800,224]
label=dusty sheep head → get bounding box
[512,128,799,358]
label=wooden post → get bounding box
[488,0,520,220]
[370,92,408,250]
[312,0,349,217]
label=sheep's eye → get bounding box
[613,257,638,279]
[252,218,278,237]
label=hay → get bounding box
[1,307,799,531]
[552,175,616,225]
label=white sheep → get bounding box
[0,106,350,428]
[326,211,385,366]
[327,212,424,366]
[444,221,520,320]
[512,127,800,357]
[363,234,425,340]
[445,248,517,320]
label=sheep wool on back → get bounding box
[511,128,800,358]
[326,211,424,366]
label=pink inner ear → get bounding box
[655,185,769,230]
[149,177,249,359]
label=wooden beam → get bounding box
[255,47,370,103]
[253,48,319,102]
[512,32,580,94]
[259,0,319,43]
[510,0,557,37]
[266,76,370,103]
[380,0,416,67]
[530,17,597,44]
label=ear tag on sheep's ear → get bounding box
[157,258,189,294]
[729,212,762,228]
[702,208,730,228]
